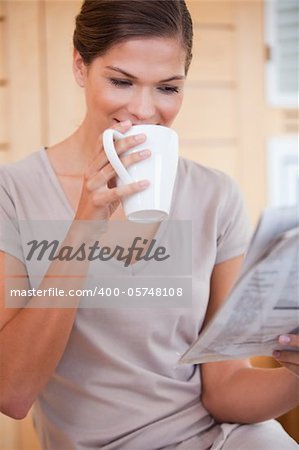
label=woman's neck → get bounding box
[47,117,104,175]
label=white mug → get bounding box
[103,124,179,222]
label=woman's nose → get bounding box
[127,88,156,122]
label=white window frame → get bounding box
[267,136,299,207]
[264,0,299,108]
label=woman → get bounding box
[0,1,298,449]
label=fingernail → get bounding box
[134,133,146,142]
[279,335,291,344]
[273,350,281,358]
[138,180,150,188]
[139,149,151,157]
[120,119,131,127]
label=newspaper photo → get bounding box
[179,206,299,364]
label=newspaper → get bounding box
[179,206,299,364]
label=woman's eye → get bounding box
[109,78,132,88]
[158,85,180,94]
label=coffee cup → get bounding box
[102,124,179,222]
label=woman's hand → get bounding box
[75,120,150,223]
[273,334,299,377]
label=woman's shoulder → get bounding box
[0,149,45,189]
[177,156,239,196]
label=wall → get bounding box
[0,0,298,447]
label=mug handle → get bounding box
[102,129,133,184]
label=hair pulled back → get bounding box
[73,0,193,73]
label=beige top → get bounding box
[0,149,250,449]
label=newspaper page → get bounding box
[179,206,299,364]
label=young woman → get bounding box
[0,1,298,449]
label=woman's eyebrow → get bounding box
[105,65,185,82]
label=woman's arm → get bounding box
[0,120,149,419]
[0,234,86,420]
[202,360,298,423]
[201,257,299,423]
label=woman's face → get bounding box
[74,37,186,135]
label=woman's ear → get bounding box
[73,49,87,87]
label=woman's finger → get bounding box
[121,149,151,169]
[88,133,145,176]
[92,180,150,208]
[85,120,132,177]
[278,334,299,348]
[280,362,299,377]
[273,350,299,367]
[86,121,146,178]
[86,149,151,191]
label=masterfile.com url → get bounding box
[9,286,184,298]
[10,287,100,297]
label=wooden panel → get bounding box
[0,0,4,18]
[0,413,19,450]
[0,21,6,80]
[0,151,9,164]
[188,28,236,82]
[266,108,299,135]
[19,411,41,450]
[180,144,240,181]
[0,4,8,150]
[173,86,236,140]
[0,410,40,450]
[5,0,43,161]
[44,0,84,146]
[186,0,234,25]
[234,0,267,225]
[0,86,8,143]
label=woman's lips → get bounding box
[114,118,161,125]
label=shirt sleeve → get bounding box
[215,175,252,264]
[0,170,25,263]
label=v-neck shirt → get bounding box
[0,149,250,449]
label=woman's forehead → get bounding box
[92,37,186,77]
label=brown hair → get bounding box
[73,0,193,73]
